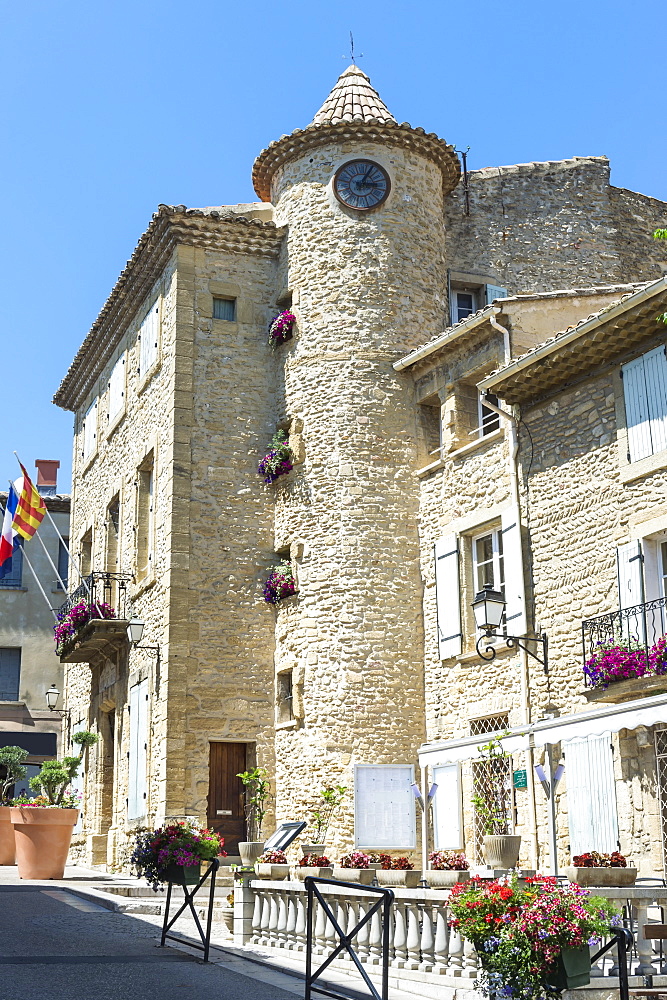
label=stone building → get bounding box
[0,460,69,790]
[53,64,667,869]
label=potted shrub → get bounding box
[10,731,99,879]
[237,767,270,867]
[267,309,296,350]
[255,848,290,879]
[566,851,637,887]
[333,851,374,885]
[449,873,620,998]
[131,820,226,890]
[374,854,422,888]
[258,430,294,485]
[263,561,297,605]
[302,784,347,856]
[295,853,333,879]
[471,735,521,868]
[0,746,29,864]
[427,850,470,888]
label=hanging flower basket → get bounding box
[258,430,294,484]
[263,561,297,604]
[268,310,296,350]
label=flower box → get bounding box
[255,863,290,879]
[426,869,471,889]
[332,867,374,885]
[161,863,202,886]
[375,869,422,888]
[294,866,333,880]
[565,866,637,887]
[544,946,591,990]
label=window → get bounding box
[106,498,120,573]
[82,399,98,461]
[449,283,508,327]
[470,713,513,861]
[139,301,159,378]
[128,679,148,819]
[0,546,22,589]
[108,354,125,424]
[479,392,501,437]
[136,453,154,580]
[56,538,68,590]
[454,291,475,323]
[622,345,667,462]
[277,670,294,724]
[80,529,92,578]
[472,529,505,594]
[0,648,21,701]
[212,297,236,322]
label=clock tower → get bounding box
[252,66,460,853]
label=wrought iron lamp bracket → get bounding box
[476,630,549,674]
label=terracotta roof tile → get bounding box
[310,64,396,127]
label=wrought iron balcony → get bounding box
[581,596,667,699]
[55,571,134,663]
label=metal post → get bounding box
[161,880,173,947]
[546,744,559,877]
[305,880,313,1000]
[421,765,428,876]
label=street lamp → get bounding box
[45,683,69,719]
[127,618,160,668]
[471,585,549,674]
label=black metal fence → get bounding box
[581,596,667,684]
[56,571,133,621]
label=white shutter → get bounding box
[82,400,98,460]
[564,733,619,855]
[108,354,125,422]
[128,682,139,819]
[71,721,87,835]
[128,679,148,819]
[617,541,644,610]
[139,302,159,377]
[622,355,653,462]
[435,534,462,659]
[501,506,527,635]
[643,345,667,455]
[432,763,462,850]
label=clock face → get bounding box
[333,159,391,212]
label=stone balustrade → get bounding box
[233,879,667,988]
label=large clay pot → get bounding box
[238,841,265,867]
[483,834,521,869]
[11,807,78,879]
[0,808,15,865]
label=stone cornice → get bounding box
[53,205,285,413]
[252,121,461,202]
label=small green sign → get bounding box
[513,769,528,789]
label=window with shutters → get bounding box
[0,648,21,701]
[82,399,98,462]
[0,546,22,589]
[139,301,160,379]
[107,354,126,426]
[55,538,68,590]
[449,282,508,327]
[136,453,154,581]
[128,679,148,820]
[622,345,667,463]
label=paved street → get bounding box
[0,880,299,1000]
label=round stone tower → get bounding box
[253,66,460,855]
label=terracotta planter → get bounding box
[238,841,265,867]
[332,867,374,884]
[294,866,333,880]
[565,866,637,887]
[0,808,15,865]
[301,843,326,857]
[426,869,471,888]
[10,806,78,879]
[160,863,201,885]
[483,834,521,869]
[375,869,422,888]
[255,863,290,879]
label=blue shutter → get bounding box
[0,648,20,700]
[485,284,508,304]
[643,345,667,455]
[622,355,653,462]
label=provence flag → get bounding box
[12,462,46,541]
[0,484,22,580]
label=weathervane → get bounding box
[343,32,363,64]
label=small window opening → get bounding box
[213,297,236,322]
[479,393,501,437]
[277,670,294,724]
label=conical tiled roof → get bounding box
[310,64,396,126]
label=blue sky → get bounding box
[2,0,666,493]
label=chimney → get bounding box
[34,459,60,496]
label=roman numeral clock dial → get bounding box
[333,159,391,211]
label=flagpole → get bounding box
[18,540,58,624]
[32,527,69,594]
[12,452,91,598]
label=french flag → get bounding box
[0,484,22,580]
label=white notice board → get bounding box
[432,763,462,850]
[354,764,416,849]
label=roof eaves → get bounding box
[394,306,495,371]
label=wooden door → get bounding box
[207,742,247,855]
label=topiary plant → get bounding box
[28,730,99,806]
[0,746,29,803]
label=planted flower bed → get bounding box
[584,635,667,690]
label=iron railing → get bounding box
[581,596,667,684]
[56,571,133,622]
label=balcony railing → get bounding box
[55,571,134,663]
[581,596,667,686]
[57,571,133,621]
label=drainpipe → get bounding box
[482,309,540,871]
